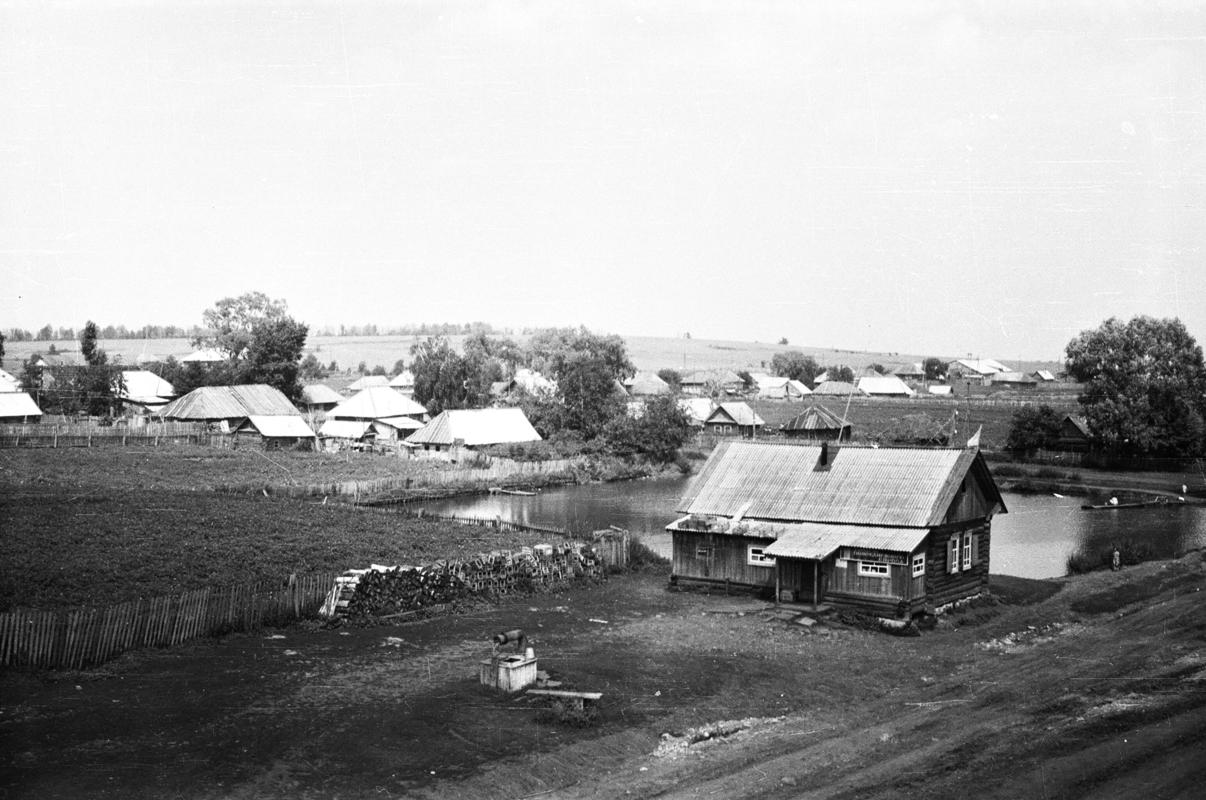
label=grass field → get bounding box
[0,447,570,611]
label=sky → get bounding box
[2,1,1203,360]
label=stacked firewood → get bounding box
[323,543,605,622]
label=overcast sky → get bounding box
[2,1,1203,359]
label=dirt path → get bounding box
[4,555,1206,799]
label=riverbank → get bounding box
[988,456,1205,503]
[4,552,1203,799]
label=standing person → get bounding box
[1111,547,1121,572]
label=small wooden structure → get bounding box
[782,403,851,442]
[480,653,538,693]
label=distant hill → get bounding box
[0,334,1063,378]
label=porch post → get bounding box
[812,560,819,609]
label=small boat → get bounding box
[1081,499,1167,510]
[488,487,537,496]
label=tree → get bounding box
[658,368,682,392]
[299,354,327,381]
[868,363,885,375]
[80,321,106,366]
[240,317,309,402]
[0,330,5,365]
[1005,404,1064,453]
[771,351,820,385]
[826,365,855,383]
[778,337,789,345]
[557,351,625,439]
[737,370,756,391]
[200,291,288,358]
[1065,316,1206,457]
[923,357,946,381]
[391,359,406,376]
[410,336,472,415]
[528,327,634,382]
[604,394,693,462]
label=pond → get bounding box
[414,476,1206,580]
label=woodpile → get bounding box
[322,543,605,622]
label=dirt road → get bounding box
[3,555,1205,799]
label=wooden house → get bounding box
[405,407,541,455]
[781,404,851,442]
[666,440,1006,616]
[703,402,765,437]
[1055,415,1092,452]
[324,386,429,441]
[0,392,44,423]
[680,369,744,397]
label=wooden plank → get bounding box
[526,689,603,701]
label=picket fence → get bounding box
[0,573,334,670]
[0,421,217,449]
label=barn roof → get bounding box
[1033,369,1057,382]
[706,402,764,427]
[857,376,915,396]
[764,523,929,559]
[406,408,541,447]
[118,370,175,404]
[157,385,300,420]
[678,440,1004,528]
[626,371,671,396]
[782,404,849,432]
[811,380,864,396]
[347,375,390,391]
[319,419,373,439]
[241,415,315,438]
[329,387,427,420]
[0,392,43,418]
[300,384,343,406]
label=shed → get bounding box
[703,402,765,438]
[232,415,316,447]
[1032,370,1057,382]
[893,363,925,380]
[989,372,1037,388]
[1056,415,1092,452]
[299,384,343,413]
[667,440,1006,615]
[0,392,44,423]
[782,404,851,441]
[406,408,542,452]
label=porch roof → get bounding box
[763,523,928,560]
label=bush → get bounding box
[627,537,670,572]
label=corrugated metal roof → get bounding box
[157,385,300,420]
[0,392,43,418]
[783,404,849,432]
[764,523,928,559]
[300,384,343,405]
[811,381,864,396]
[679,440,994,528]
[857,376,915,396]
[319,419,372,439]
[706,402,765,427]
[329,387,427,420]
[406,408,541,447]
[244,416,315,438]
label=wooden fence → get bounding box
[0,421,217,449]
[0,573,334,670]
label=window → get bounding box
[857,561,890,577]
[911,552,926,578]
[747,546,776,567]
[947,535,960,574]
[962,533,973,570]
[696,546,713,559]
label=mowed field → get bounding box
[0,332,1064,377]
[0,447,571,611]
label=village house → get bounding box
[946,358,1010,386]
[703,402,765,438]
[856,375,915,397]
[115,370,176,414]
[677,397,717,428]
[781,403,851,442]
[346,374,390,393]
[753,374,811,400]
[321,386,429,441]
[1055,414,1092,452]
[405,407,541,457]
[810,380,865,397]
[388,370,416,397]
[624,371,672,397]
[666,440,1006,616]
[155,384,315,446]
[679,369,744,397]
[299,384,343,415]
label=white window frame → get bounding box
[911,552,926,578]
[747,546,776,567]
[948,535,960,574]
[962,532,973,570]
[857,561,890,578]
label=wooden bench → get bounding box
[526,689,603,710]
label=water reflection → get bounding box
[414,478,1206,580]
